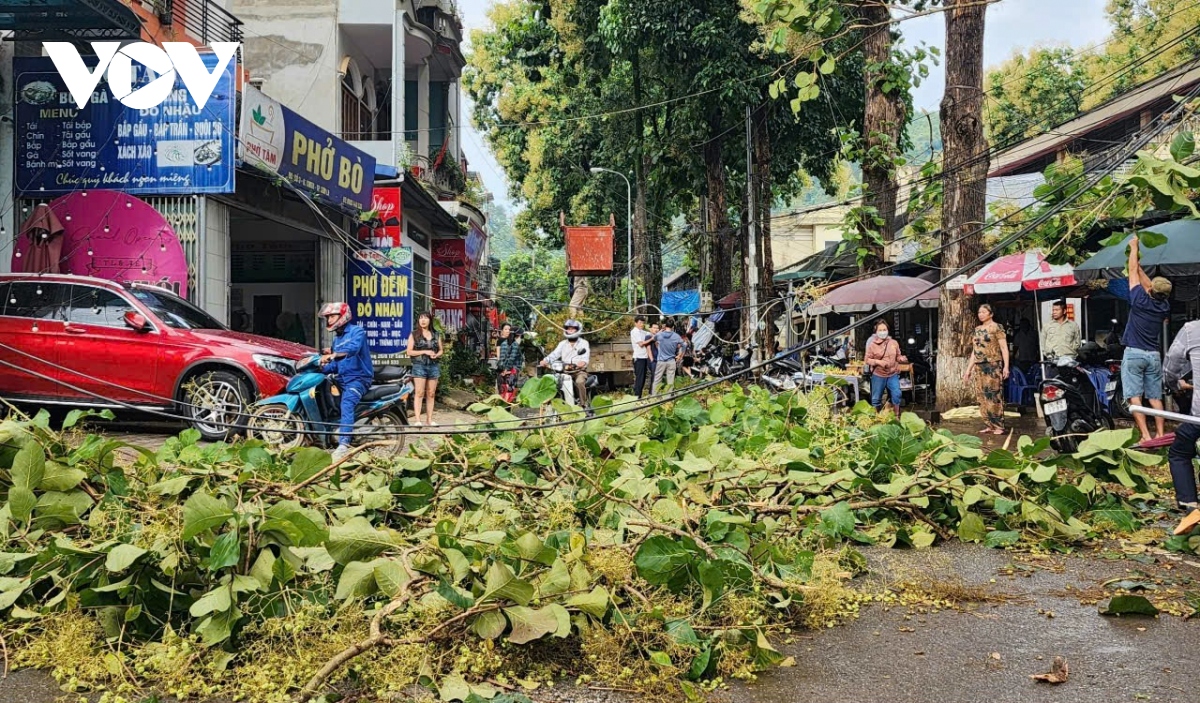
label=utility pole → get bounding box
[745,106,760,362]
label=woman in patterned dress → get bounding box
[962,303,1010,435]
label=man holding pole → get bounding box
[1122,238,1172,443]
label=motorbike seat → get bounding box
[360,384,402,403]
[375,366,407,383]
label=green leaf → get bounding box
[436,580,476,609]
[105,544,147,573]
[819,57,836,75]
[394,477,435,512]
[289,447,331,483]
[688,648,713,680]
[11,442,46,490]
[182,492,235,541]
[1048,486,1089,520]
[7,488,36,525]
[515,532,543,561]
[649,651,673,668]
[481,562,534,606]
[335,560,378,600]
[819,502,856,537]
[537,558,571,598]
[373,559,411,598]
[249,549,276,589]
[984,530,1021,548]
[0,552,35,575]
[471,610,508,640]
[208,531,241,572]
[566,586,610,618]
[264,501,328,547]
[1140,230,1169,248]
[1170,131,1195,163]
[189,586,232,617]
[1027,464,1057,483]
[518,375,558,407]
[148,475,195,496]
[503,605,559,644]
[1091,507,1138,532]
[665,618,701,648]
[326,517,396,565]
[957,512,987,543]
[39,462,86,492]
[634,535,695,590]
[1099,594,1159,616]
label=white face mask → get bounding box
[877,331,889,340]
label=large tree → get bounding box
[936,0,989,410]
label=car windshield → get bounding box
[131,288,226,330]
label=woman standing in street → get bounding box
[496,323,524,398]
[963,303,1010,435]
[406,312,444,426]
[864,319,907,417]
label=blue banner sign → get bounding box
[241,85,375,213]
[13,54,235,195]
[347,247,414,355]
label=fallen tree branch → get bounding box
[296,577,426,702]
[286,441,393,496]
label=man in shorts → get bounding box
[1122,237,1172,443]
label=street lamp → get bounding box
[589,166,634,310]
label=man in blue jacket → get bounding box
[319,302,375,461]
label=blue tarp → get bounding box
[661,290,701,315]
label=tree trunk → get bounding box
[859,0,906,275]
[754,105,777,356]
[936,0,990,411]
[634,156,659,311]
[704,120,733,301]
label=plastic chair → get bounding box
[1007,366,1038,407]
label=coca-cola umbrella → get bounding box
[963,250,1075,295]
[808,276,939,315]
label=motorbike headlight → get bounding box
[254,354,296,377]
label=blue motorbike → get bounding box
[249,354,414,458]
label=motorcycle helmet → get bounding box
[563,319,582,341]
[320,302,351,332]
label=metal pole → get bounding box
[588,167,634,310]
[1131,404,1199,425]
[745,106,760,362]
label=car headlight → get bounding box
[254,354,296,377]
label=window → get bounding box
[131,288,225,330]
[413,255,429,314]
[404,80,418,141]
[64,285,135,328]
[1,282,68,319]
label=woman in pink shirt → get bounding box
[864,319,907,417]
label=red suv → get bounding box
[0,274,313,440]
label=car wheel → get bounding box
[249,404,307,451]
[356,411,408,459]
[183,370,251,441]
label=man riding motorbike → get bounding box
[539,319,590,407]
[318,302,375,462]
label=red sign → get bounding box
[432,239,467,331]
[369,187,402,247]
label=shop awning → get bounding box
[774,241,857,282]
[963,250,1075,294]
[401,176,462,236]
[1076,219,1200,281]
[0,0,142,39]
[808,275,938,315]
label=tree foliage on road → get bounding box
[0,388,1179,702]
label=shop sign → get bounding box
[368,187,402,247]
[241,85,375,213]
[464,223,486,277]
[347,248,413,355]
[14,53,236,195]
[432,239,467,332]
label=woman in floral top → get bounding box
[963,303,1010,434]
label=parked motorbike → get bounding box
[249,354,413,457]
[1039,356,1114,453]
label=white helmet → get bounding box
[563,318,582,341]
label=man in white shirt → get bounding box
[540,319,591,407]
[631,315,652,398]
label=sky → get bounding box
[456,0,1115,211]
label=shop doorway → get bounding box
[228,207,319,346]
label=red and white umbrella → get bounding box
[963,251,1075,295]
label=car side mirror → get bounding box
[123,310,150,332]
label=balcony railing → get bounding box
[139,0,243,44]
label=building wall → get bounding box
[771,205,850,271]
[202,198,231,324]
[233,0,341,132]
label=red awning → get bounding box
[717,291,742,309]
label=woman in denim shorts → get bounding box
[406,312,444,426]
